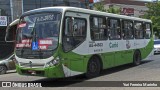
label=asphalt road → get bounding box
[1,54,160,90]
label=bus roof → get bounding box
[23,6,151,23]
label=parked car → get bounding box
[154,40,160,54]
[0,54,15,74]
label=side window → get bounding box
[73,18,86,37]
[63,17,86,52]
[144,23,151,39]
[90,16,107,40]
[64,17,73,36]
[134,22,144,39]
[122,20,134,39]
[108,18,121,39]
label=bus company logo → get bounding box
[2,82,11,87]
[109,42,118,48]
[126,40,131,49]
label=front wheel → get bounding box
[0,65,7,74]
[85,57,101,78]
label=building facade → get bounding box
[0,0,93,24]
[0,0,11,23]
[103,0,149,17]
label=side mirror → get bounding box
[5,25,15,42]
[5,19,19,42]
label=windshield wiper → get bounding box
[31,18,38,42]
[31,19,44,58]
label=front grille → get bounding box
[19,62,44,68]
[15,48,53,59]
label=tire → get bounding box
[85,56,101,78]
[0,65,7,74]
[133,51,141,66]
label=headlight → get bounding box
[13,58,18,64]
[45,57,60,68]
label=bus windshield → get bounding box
[16,12,61,50]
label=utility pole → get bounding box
[21,0,24,14]
[10,0,13,21]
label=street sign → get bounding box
[0,16,7,26]
[32,42,38,50]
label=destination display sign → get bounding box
[35,14,55,22]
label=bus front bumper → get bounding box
[16,65,65,78]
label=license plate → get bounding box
[28,70,36,75]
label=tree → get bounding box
[94,2,120,14]
[143,2,160,38]
[107,6,120,14]
[94,2,107,12]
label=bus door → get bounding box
[62,11,88,76]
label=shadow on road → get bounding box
[154,53,160,55]
[27,75,86,87]
[27,60,153,87]
[100,60,153,76]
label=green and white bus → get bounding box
[13,7,153,78]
